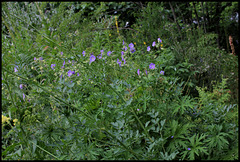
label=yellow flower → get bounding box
[2,115,10,124]
[144,42,146,45]
[134,42,136,45]
[161,44,163,47]
[109,34,111,37]
[13,119,19,126]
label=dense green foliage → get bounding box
[2,2,238,160]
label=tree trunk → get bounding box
[169,2,182,40]
[200,2,207,33]
[192,2,200,28]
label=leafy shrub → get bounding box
[1,2,238,160]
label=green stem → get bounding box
[29,140,60,160]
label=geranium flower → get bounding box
[68,70,75,77]
[23,93,25,101]
[117,58,121,67]
[147,46,150,51]
[107,51,111,56]
[149,63,155,69]
[89,54,96,64]
[14,67,18,72]
[160,71,164,75]
[137,69,140,76]
[152,41,156,47]
[51,64,56,69]
[82,51,85,56]
[158,38,162,43]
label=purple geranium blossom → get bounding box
[14,67,18,72]
[67,70,75,77]
[63,60,65,66]
[23,93,25,100]
[147,46,150,51]
[39,57,43,60]
[149,63,155,69]
[82,51,85,56]
[61,52,63,55]
[124,46,127,51]
[123,40,125,45]
[51,64,56,69]
[188,148,191,151]
[158,38,162,43]
[160,70,164,75]
[129,43,134,49]
[137,69,140,76]
[77,73,79,76]
[20,84,23,89]
[34,57,36,61]
[145,70,148,75]
[152,41,156,47]
[107,51,111,56]
[89,54,96,64]
[117,58,122,67]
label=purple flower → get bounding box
[14,67,18,72]
[158,38,162,43]
[149,63,155,69]
[51,64,56,69]
[63,60,65,66]
[160,71,164,75]
[82,51,85,56]
[123,59,126,65]
[188,148,191,151]
[121,51,124,56]
[89,55,96,64]
[23,93,25,100]
[77,73,79,76]
[129,43,136,53]
[68,60,71,63]
[107,51,111,56]
[67,70,75,77]
[123,40,125,45]
[171,136,174,138]
[124,46,127,51]
[117,58,121,67]
[129,43,134,49]
[60,74,63,79]
[100,50,104,54]
[61,52,63,55]
[20,84,23,89]
[147,46,150,51]
[137,69,140,76]
[39,57,43,60]
[145,70,148,75]
[137,109,139,111]
[34,57,36,61]
[152,41,156,47]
